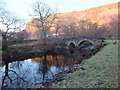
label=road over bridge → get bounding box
[60,37,105,49]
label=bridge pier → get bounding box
[60,38,105,52]
[67,39,94,50]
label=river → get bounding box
[0,49,94,88]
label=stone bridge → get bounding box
[61,37,105,48]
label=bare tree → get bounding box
[57,16,77,38]
[0,7,24,50]
[108,14,118,39]
[31,1,57,46]
[54,16,63,38]
[77,20,100,38]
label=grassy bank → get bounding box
[2,41,56,61]
[53,40,119,88]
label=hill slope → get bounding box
[59,3,118,24]
[26,3,119,35]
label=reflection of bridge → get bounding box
[61,37,105,48]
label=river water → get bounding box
[0,49,93,88]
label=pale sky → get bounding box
[2,0,119,21]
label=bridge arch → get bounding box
[78,39,94,47]
[69,42,76,48]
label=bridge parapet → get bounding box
[62,37,103,48]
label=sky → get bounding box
[1,0,119,22]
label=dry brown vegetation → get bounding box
[26,3,119,39]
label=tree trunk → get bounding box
[2,39,9,51]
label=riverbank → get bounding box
[53,40,119,88]
[2,40,56,63]
[2,39,103,63]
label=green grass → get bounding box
[53,40,119,88]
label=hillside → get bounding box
[25,3,119,36]
[59,3,118,25]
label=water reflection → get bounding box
[1,49,93,88]
[1,53,82,88]
[32,55,80,67]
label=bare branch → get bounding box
[31,1,57,40]
[0,7,24,41]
